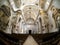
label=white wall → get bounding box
[53,0,60,9]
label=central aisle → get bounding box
[23,35,38,45]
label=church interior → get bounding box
[0,0,60,45]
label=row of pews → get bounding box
[0,30,60,45]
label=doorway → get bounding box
[29,30,32,34]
